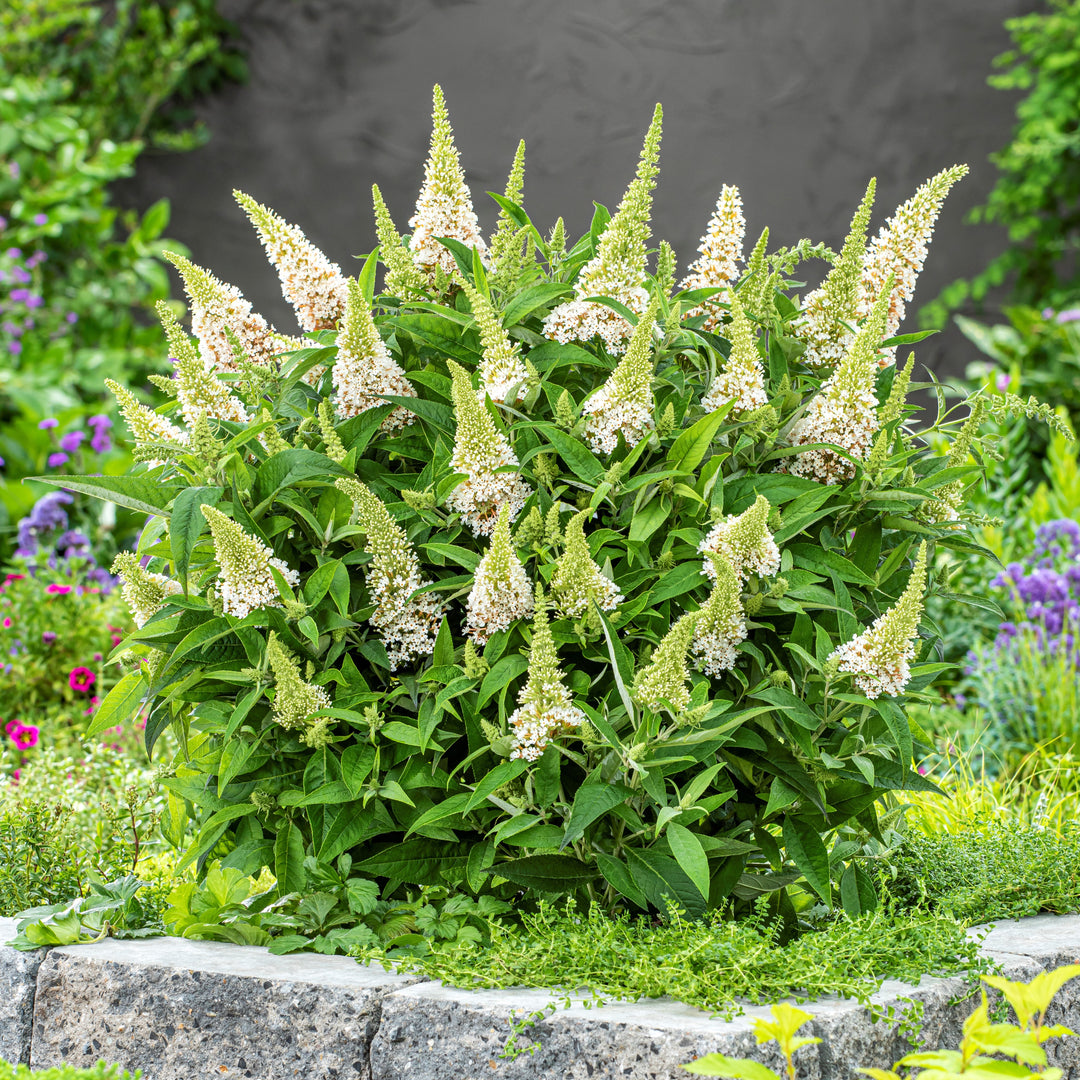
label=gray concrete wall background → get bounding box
[120,0,1034,378]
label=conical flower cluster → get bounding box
[633,612,697,713]
[333,278,416,432]
[407,85,487,284]
[692,553,747,676]
[111,551,183,628]
[235,191,350,332]
[464,504,533,644]
[157,303,248,425]
[446,360,532,536]
[830,542,927,698]
[487,140,527,295]
[373,184,428,299]
[581,298,658,454]
[507,585,585,762]
[266,632,332,731]
[787,287,890,483]
[335,479,443,669]
[543,105,662,354]
[202,505,300,619]
[700,290,767,414]
[699,495,781,584]
[551,509,623,618]
[797,179,877,369]
[105,379,187,449]
[461,280,531,406]
[680,184,746,330]
[858,165,968,361]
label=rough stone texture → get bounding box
[117,0,1031,379]
[370,983,818,1080]
[29,936,418,1080]
[0,917,46,1065]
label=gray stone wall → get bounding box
[120,0,1032,376]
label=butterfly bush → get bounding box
[55,87,1044,916]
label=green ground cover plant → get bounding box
[57,86,1051,926]
[0,1065,138,1080]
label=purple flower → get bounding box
[11,267,30,285]
[25,295,42,310]
[7,163,19,180]
[995,372,1010,393]
[59,430,84,453]
[90,432,112,455]
[32,214,47,226]
[47,452,68,468]
[0,458,5,468]
[7,341,21,355]
[1057,308,1080,325]
[5,248,21,260]
[41,631,56,645]
[65,312,78,324]
[1043,307,1056,320]
[0,216,7,231]
[37,418,58,430]
[9,288,28,303]
[87,414,112,431]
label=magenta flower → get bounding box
[13,726,38,750]
[69,666,96,692]
[37,418,58,430]
[3,720,17,737]
[2,618,11,629]
[41,631,56,645]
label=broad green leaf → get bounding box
[274,821,308,895]
[561,782,634,847]
[666,822,711,900]
[31,474,183,517]
[170,486,222,589]
[782,817,831,904]
[85,670,146,738]
[667,406,731,474]
[488,854,597,893]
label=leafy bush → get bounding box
[924,0,1080,322]
[70,87,1028,922]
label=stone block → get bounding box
[0,917,47,1065]
[30,935,418,1080]
[370,982,821,1080]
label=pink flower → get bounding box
[13,726,38,750]
[1,618,10,629]
[46,584,72,595]
[83,696,99,716]
[4,575,23,584]
[3,720,17,737]
[69,666,96,692]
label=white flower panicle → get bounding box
[581,297,659,454]
[858,165,968,362]
[110,551,183,629]
[551,509,623,618]
[333,278,416,433]
[266,632,332,731]
[234,190,350,332]
[201,505,299,619]
[543,104,662,354]
[446,360,532,536]
[633,612,697,713]
[830,542,927,698]
[787,285,891,484]
[461,279,532,405]
[105,378,188,448]
[164,252,293,373]
[701,289,767,414]
[408,85,487,283]
[335,478,443,670]
[508,585,585,762]
[700,494,781,584]
[692,552,747,676]
[158,302,248,425]
[464,503,533,644]
[797,178,877,369]
[680,184,746,330]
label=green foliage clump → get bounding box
[0,1063,138,1080]
[926,0,1080,321]
[889,820,1080,923]
[372,899,989,1021]
[70,88,1018,923]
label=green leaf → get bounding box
[85,671,146,738]
[667,406,730,474]
[465,759,528,813]
[488,854,597,893]
[501,283,571,327]
[595,852,649,909]
[354,839,470,884]
[682,1054,782,1079]
[169,487,222,589]
[666,823,711,901]
[649,562,708,604]
[781,818,831,904]
[274,821,308,895]
[537,423,604,484]
[252,448,349,512]
[839,863,877,916]
[561,782,634,847]
[31,474,183,517]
